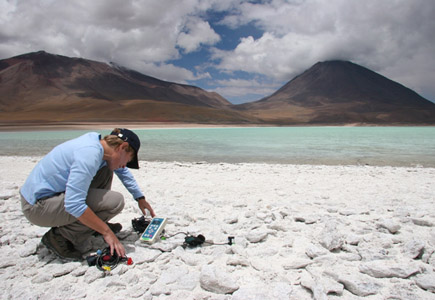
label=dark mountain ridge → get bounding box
[237,60,435,124]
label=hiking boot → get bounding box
[41,228,82,260]
[93,222,123,236]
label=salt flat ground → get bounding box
[0,156,434,299]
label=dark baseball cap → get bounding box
[110,128,140,169]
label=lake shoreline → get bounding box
[1,121,434,132]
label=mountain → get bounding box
[1,52,434,125]
[236,60,435,124]
[0,51,257,124]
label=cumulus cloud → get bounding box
[212,32,322,80]
[126,61,211,84]
[177,18,221,53]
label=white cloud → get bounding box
[220,0,338,35]
[212,32,326,80]
[177,18,221,53]
[127,61,211,84]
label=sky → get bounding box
[1,0,434,104]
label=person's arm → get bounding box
[64,148,102,217]
[114,167,143,198]
[115,168,156,217]
[78,207,125,257]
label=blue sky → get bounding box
[1,0,434,104]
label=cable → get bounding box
[162,232,189,239]
[204,236,235,246]
[95,248,121,272]
[160,232,235,249]
[86,247,132,272]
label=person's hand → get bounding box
[138,197,156,217]
[103,231,125,257]
[77,207,126,257]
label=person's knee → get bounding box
[117,194,125,213]
[87,188,124,213]
[110,191,125,214]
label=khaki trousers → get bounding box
[21,166,125,246]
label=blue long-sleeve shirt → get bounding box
[20,132,144,218]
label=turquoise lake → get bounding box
[1,127,434,167]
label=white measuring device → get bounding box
[140,217,167,243]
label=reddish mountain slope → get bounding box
[0,51,256,123]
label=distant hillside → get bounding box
[1,52,434,125]
[236,60,435,124]
[0,51,257,124]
